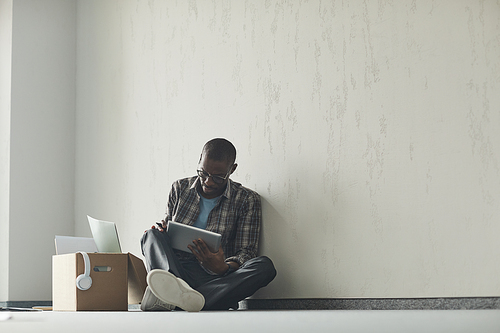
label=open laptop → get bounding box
[87,215,122,253]
[54,216,121,254]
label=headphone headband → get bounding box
[76,251,92,291]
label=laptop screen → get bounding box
[87,215,122,253]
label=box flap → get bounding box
[127,253,147,304]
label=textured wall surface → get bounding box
[75,0,500,298]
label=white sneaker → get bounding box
[140,286,176,311]
[146,269,205,312]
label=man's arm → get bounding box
[150,182,177,232]
[225,190,261,266]
[187,189,262,275]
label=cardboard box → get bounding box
[52,252,147,311]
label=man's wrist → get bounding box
[222,262,237,276]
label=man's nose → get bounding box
[203,175,216,186]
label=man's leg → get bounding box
[141,230,277,310]
[141,229,216,287]
[140,229,185,277]
[196,256,277,310]
[140,229,209,311]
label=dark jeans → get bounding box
[141,229,277,310]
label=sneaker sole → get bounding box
[147,269,205,312]
[140,286,174,311]
[140,287,153,311]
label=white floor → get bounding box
[1,310,500,333]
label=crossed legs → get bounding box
[141,229,276,310]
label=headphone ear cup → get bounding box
[76,251,92,291]
[76,274,92,291]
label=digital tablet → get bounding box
[167,221,222,253]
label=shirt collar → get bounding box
[190,176,232,200]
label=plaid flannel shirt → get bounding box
[166,176,261,266]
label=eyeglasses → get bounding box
[197,166,233,184]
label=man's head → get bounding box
[197,138,238,199]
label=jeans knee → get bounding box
[143,228,165,240]
[253,256,277,284]
[141,228,155,244]
[141,228,169,251]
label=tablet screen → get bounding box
[167,221,222,253]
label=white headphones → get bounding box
[76,251,92,291]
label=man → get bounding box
[140,138,276,311]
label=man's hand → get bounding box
[188,239,229,275]
[146,220,168,233]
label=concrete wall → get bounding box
[2,0,76,301]
[2,0,499,302]
[75,1,500,299]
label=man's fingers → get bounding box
[156,222,167,232]
[187,244,203,262]
[195,239,211,254]
[188,244,196,254]
[193,240,206,254]
[154,226,164,232]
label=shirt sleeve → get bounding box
[225,191,262,266]
[165,181,178,221]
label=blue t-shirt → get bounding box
[192,195,220,229]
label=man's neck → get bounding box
[197,181,226,199]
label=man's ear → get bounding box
[230,163,238,174]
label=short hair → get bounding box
[201,138,236,164]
